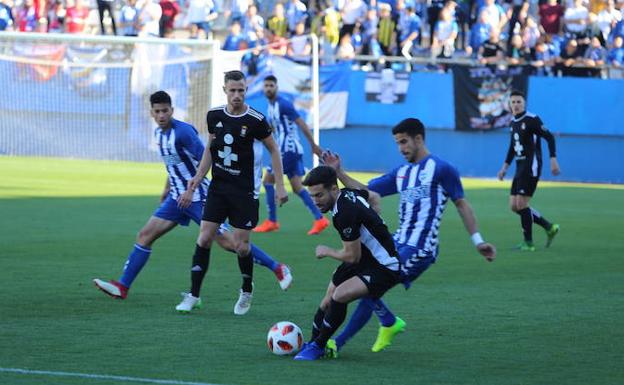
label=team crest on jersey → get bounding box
[240,126,248,137]
[418,171,429,183]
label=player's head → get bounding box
[391,118,426,163]
[149,90,173,129]
[509,89,526,115]
[223,70,247,110]
[302,166,340,213]
[263,75,278,100]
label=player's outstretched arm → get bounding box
[262,135,288,206]
[188,134,214,192]
[295,117,323,157]
[321,151,368,191]
[315,240,361,263]
[454,198,496,262]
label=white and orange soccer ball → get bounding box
[266,321,304,355]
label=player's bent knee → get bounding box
[215,234,235,252]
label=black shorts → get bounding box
[202,189,259,230]
[332,262,400,299]
[511,174,539,197]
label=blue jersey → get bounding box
[154,118,209,202]
[368,155,464,257]
[267,95,304,155]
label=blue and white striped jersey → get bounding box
[267,95,303,155]
[368,155,464,257]
[154,118,209,202]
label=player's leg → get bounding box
[253,170,279,232]
[290,173,329,235]
[231,227,255,315]
[526,179,559,247]
[510,177,535,251]
[310,281,336,342]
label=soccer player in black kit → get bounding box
[177,70,289,315]
[293,166,401,360]
[497,90,561,251]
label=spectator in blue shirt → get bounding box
[399,6,421,57]
[468,10,492,56]
[607,36,624,66]
[222,21,246,51]
[0,0,14,31]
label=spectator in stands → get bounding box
[399,6,421,58]
[468,10,492,56]
[159,0,180,37]
[522,16,541,50]
[479,0,508,36]
[16,0,38,32]
[478,27,505,63]
[597,0,622,41]
[119,0,140,36]
[607,35,624,65]
[323,1,342,47]
[286,0,307,33]
[427,0,446,45]
[539,0,564,36]
[508,33,531,64]
[242,4,264,39]
[47,0,65,33]
[65,0,89,33]
[431,7,458,58]
[0,0,14,31]
[267,28,289,55]
[377,3,397,56]
[531,35,557,75]
[564,0,589,38]
[340,0,366,40]
[506,0,529,51]
[96,0,117,35]
[337,32,357,60]
[288,21,312,60]
[583,35,607,75]
[222,20,246,50]
[226,0,248,23]
[360,7,378,56]
[268,2,288,38]
[138,0,163,37]
[185,0,218,39]
[556,38,585,75]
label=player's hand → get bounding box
[496,168,506,181]
[477,242,496,262]
[315,245,331,259]
[321,150,341,170]
[550,158,561,176]
[187,177,201,192]
[177,189,193,209]
[275,184,288,206]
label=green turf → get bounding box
[1,156,623,385]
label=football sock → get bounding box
[517,207,533,242]
[264,184,277,222]
[298,190,323,220]
[311,307,325,342]
[372,298,397,327]
[237,250,254,293]
[250,243,278,271]
[190,244,211,297]
[119,243,151,288]
[316,299,348,348]
[334,298,375,348]
[530,207,552,230]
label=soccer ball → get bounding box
[267,321,304,355]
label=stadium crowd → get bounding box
[1,0,624,75]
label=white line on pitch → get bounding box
[0,367,226,385]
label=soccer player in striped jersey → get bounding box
[497,90,560,251]
[253,75,329,235]
[321,118,496,356]
[93,91,292,301]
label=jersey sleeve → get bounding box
[504,127,515,164]
[533,116,557,157]
[333,202,361,242]
[253,115,272,140]
[282,99,301,121]
[438,162,465,201]
[367,167,399,197]
[206,111,216,134]
[181,125,205,161]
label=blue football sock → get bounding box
[264,184,277,222]
[334,298,375,349]
[372,298,396,327]
[250,243,279,271]
[298,190,322,220]
[119,243,151,288]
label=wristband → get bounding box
[471,232,485,246]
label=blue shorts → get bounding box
[153,196,229,234]
[267,152,305,179]
[395,242,435,289]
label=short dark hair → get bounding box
[150,90,172,106]
[224,70,245,84]
[391,118,425,140]
[302,166,338,189]
[264,75,277,83]
[510,89,526,99]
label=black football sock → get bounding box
[237,250,254,293]
[311,308,325,342]
[517,207,534,243]
[190,244,211,297]
[530,207,552,230]
[315,299,348,348]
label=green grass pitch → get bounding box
[0,156,622,385]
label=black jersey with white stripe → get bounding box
[504,111,557,177]
[207,105,272,197]
[331,188,400,271]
